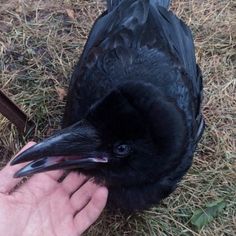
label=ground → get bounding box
[0,0,235,235]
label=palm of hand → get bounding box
[0,143,108,236]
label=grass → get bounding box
[0,0,235,235]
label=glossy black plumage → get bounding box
[11,0,204,212]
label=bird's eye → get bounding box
[113,144,131,157]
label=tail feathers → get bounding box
[107,0,171,11]
[151,0,171,9]
[106,0,121,11]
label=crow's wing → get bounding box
[72,0,201,96]
[146,4,204,142]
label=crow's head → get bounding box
[12,82,187,190]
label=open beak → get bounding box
[11,121,108,178]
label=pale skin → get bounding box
[0,142,108,236]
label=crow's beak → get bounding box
[11,121,108,178]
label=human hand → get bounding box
[0,142,108,236]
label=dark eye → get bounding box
[113,144,131,157]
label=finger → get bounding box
[74,187,108,235]
[16,172,62,198]
[70,180,99,212]
[62,172,87,195]
[35,169,64,181]
[0,142,36,194]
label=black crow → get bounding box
[11,0,204,211]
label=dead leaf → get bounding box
[190,199,226,230]
[55,87,67,101]
[66,9,75,20]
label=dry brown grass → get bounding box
[0,0,235,235]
